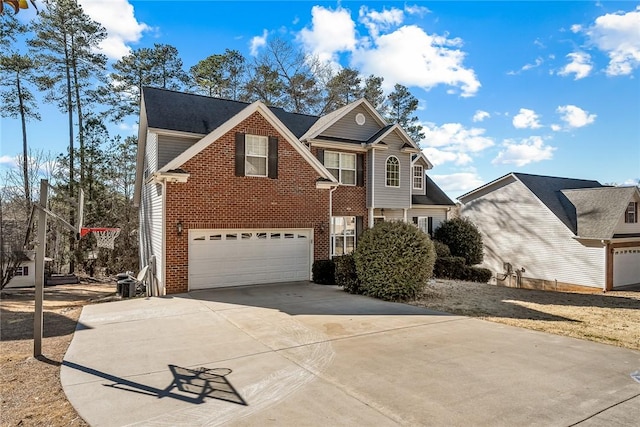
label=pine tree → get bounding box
[385,83,424,142]
[323,68,363,113]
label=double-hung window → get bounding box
[413,165,423,190]
[325,151,356,185]
[626,202,638,223]
[245,135,268,177]
[14,266,28,276]
[386,156,400,187]
[331,216,356,256]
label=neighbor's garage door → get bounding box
[189,229,312,290]
[613,247,640,288]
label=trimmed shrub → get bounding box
[354,221,435,301]
[433,240,451,258]
[433,256,466,279]
[312,259,335,285]
[463,266,492,283]
[334,254,360,294]
[433,217,484,266]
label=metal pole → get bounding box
[34,179,48,357]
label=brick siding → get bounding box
[164,112,330,294]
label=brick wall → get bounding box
[164,112,330,294]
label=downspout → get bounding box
[329,186,337,258]
[160,178,167,296]
[371,148,375,226]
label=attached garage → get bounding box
[188,229,313,290]
[613,247,640,288]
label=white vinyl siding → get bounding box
[615,195,640,235]
[409,208,449,234]
[371,134,411,208]
[139,181,164,288]
[461,179,605,288]
[157,135,199,169]
[145,132,158,175]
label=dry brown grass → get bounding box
[1,282,117,427]
[411,279,640,351]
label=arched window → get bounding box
[386,156,400,187]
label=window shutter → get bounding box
[235,132,245,176]
[412,216,418,224]
[428,217,433,236]
[268,136,278,179]
[317,149,324,164]
[635,202,638,223]
[356,216,363,238]
[24,266,29,276]
[357,154,364,186]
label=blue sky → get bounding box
[1,1,639,199]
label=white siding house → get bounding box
[459,173,640,291]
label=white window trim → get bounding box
[413,165,423,190]
[331,216,357,256]
[625,202,638,223]
[386,156,400,188]
[245,134,268,177]
[325,151,356,186]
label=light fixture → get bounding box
[176,220,183,236]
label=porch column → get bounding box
[605,243,613,292]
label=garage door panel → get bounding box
[613,247,640,288]
[188,229,312,290]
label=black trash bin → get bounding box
[117,278,137,297]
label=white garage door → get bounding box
[189,229,312,290]
[613,247,640,288]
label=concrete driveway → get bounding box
[62,282,640,426]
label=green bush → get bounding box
[433,217,484,265]
[334,254,360,294]
[354,221,435,301]
[462,266,492,283]
[433,240,451,258]
[433,256,466,279]
[312,259,335,285]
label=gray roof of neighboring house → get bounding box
[412,176,456,206]
[142,87,319,138]
[513,173,604,234]
[561,186,638,239]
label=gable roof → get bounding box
[412,176,456,206]
[142,87,319,138]
[300,98,387,141]
[561,186,639,239]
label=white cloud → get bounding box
[0,155,17,167]
[422,148,472,167]
[299,6,357,63]
[431,172,485,196]
[78,0,150,60]
[585,6,640,76]
[352,25,480,97]
[571,24,582,33]
[558,52,593,79]
[359,6,404,38]
[507,57,543,75]
[551,124,562,132]
[472,110,490,122]
[423,122,494,152]
[492,136,555,167]
[250,29,269,56]
[512,108,542,129]
[556,105,596,128]
[404,5,430,17]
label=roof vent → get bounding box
[355,113,366,126]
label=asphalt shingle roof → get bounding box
[513,173,603,234]
[561,186,638,239]
[412,176,456,206]
[142,87,319,138]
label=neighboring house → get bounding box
[459,173,640,292]
[135,87,455,294]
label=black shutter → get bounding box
[268,136,278,179]
[317,149,324,164]
[412,216,418,224]
[428,217,433,236]
[235,132,245,177]
[356,216,363,238]
[23,266,29,276]
[356,154,364,186]
[635,202,638,223]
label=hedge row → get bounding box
[433,256,492,283]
